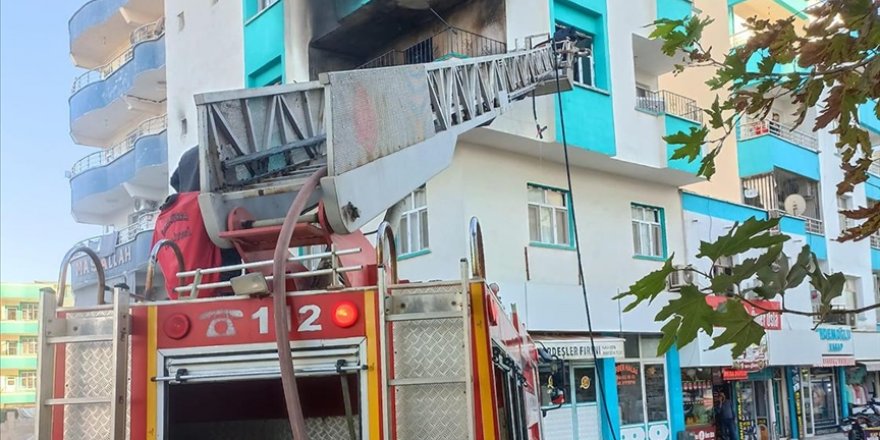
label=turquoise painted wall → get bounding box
[597,357,621,440]
[553,0,616,156]
[867,174,880,201]
[0,356,38,370]
[665,345,685,437]
[745,50,804,75]
[681,192,768,222]
[784,367,800,439]
[872,247,880,271]
[806,233,827,260]
[778,215,805,236]
[244,0,285,87]
[656,0,693,20]
[737,135,820,180]
[665,115,702,174]
[859,100,880,135]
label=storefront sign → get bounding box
[722,368,749,381]
[732,336,768,372]
[616,363,640,386]
[706,296,782,330]
[72,242,133,277]
[686,426,716,440]
[539,338,625,360]
[816,325,855,366]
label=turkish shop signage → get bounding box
[540,338,625,360]
[71,240,137,287]
[816,325,855,366]
[705,296,782,330]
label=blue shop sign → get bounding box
[817,327,851,341]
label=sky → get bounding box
[1,2,102,283]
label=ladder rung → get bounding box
[390,377,466,386]
[385,311,462,322]
[45,396,112,406]
[46,334,113,344]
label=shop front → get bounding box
[617,335,678,440]
[536,336,625,440]
[795,325,857,436]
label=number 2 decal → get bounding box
[250,305,322,334]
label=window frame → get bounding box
[618,335,670,427]
[527,184,574,249]
[631,203,667,260]
[19,302,38,321]
[555,23,596,89]
[20,336,38,355]
[19,371,37,390]
[399,186,430,259]
[1,340,18,356]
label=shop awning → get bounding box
[534,336,625,361]
[859,361,880,372]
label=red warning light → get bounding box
[332,302,359,328]
[163,314,191,340]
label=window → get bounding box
[5,306,17,320]
[1,340,17,356]
[20,336,37,355]
[400,187,429,255]
[20,302,38,321]
[180,117,188,137]
[632,204,665,258]
[177,12,185,31]
[19,371,36,390]
[618,335,669,427]
[556,24,594,88]
[257,0,279,12]
[838,195,854,230]
[2,376,15,392]
[528,185,571,247]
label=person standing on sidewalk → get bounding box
[718,392,737,440]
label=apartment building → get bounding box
[61,0,880,439]
[0,283,47,415]
[65,0,168,304]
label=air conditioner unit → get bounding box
[667,266,694,292]
[803,185,816,199]
[134,198,159,212]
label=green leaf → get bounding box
[655,286,716,353]
[666,126,710,162]
[706,96,725,129]
[709,300,766,358]
[658,317,681,356]
[709,243,784,294]
[753,250,789,299]
[697,218,789,261]
[784,245,813,290]
[614,257,675,312]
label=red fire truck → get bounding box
[36,39,575,439]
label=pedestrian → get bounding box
[717,392,737,440]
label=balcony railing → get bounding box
[118,211,158,244]
[730,30,752,48]
[771,209,825,235]
[69,114,167,177]
[635,88,704,124]
[871,233,880,249]
[71,18,165,94]
[358,26,506,69]
[738,119,818,151]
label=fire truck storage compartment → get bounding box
[160,342,364,440]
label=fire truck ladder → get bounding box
[374,218,486,440]
[36,247,131,440]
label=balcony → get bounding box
[312,0,471,57]
[69,20,166,147]
[634,88,705,174]
[69,0,164,69]
[0,390,36,406]
[0,355,38,370]
[0,321,39,334]
[358,26,506,69]
[69,123,167,224]
[737,119,820,181]
[69,212,157,294]
[743,170,825,239]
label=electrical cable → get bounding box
[550,38,619,440]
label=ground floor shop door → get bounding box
[800,368,839,436]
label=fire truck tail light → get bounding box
[163,314,191,340]
[332,302,359,328]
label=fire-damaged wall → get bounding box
[305,0,507,79]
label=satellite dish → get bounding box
[783,194,807,217]
[744,188,759,199]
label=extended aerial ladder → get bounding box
[37,40,575,440]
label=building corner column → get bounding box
[837,366,849,419]
[665,344,685,437]
[784,367,800,439]
[597,357,621,440]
